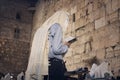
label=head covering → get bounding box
[25,10,69,80]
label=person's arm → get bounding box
[51,23,69,55]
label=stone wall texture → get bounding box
[0,0,32,75]
[33,0,120,76]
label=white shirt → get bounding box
[48,23,68,60]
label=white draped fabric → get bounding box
[90,62,112,78]
[17,72,24,80]
[25,10,69,80]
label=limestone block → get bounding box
[92,21,120,50]
[75,16,85,29]
[75,11,80,20]
[116,56,120,66]
[114,50,120,57]
[119,0,120,9]
[114,44,120,51]
[114,44,120,56]
[76,1,80,9]
[93,0,99,11]
[93,9,100,20]
[73,55,81,64]
[106,0,113,14]
[105,47,114,58]
[88,12,94,22]
[75,22,94,37]
[100,6,106,17]
[109,10,119,23]
[77,32,92,45]
[75,29,80,37]
[85,16,90,25]
[69,14,73,23]
[81,0,85,8]
[110,58,118,69]
[95,17,106,29]
[85,0,89,6]
[85,42,92,53]
[106,47,113,52]
[80,7,87,17]
[103,0,110,4]
[88,3,93,14]
[74,44,85,54]
[75,26,85,36]
[86,22,95,32]
[119,9,120,20]
[95,48,106,62]
[71,6,77,15]
[112,0,119,12]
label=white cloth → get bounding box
[3,73,11,80]
[17,72,24,80]
[90,62,112,78]
[89,63,98,77]
[25,10,69,80]
[48,23,68,60]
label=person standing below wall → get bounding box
[48,23,71,80]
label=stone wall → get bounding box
[0,0,32,75]
[33,0,120,76]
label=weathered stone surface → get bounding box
[73,44,85,54]
[75,16,85,29]
[111,0,119,12]
[105,47,114,58]
[77,32,92,45]
[95,48,106,62]
[85,42,92,53]
[92,21,120,50]
[95,17,106,29]
[107,10,119,24]
[114,44,120,56]
[0,0,32,75]
[106,0,113,14]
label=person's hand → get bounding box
[64,42,71,47]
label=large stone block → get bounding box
[93,0,99,11]
[76,32,92,45]
[75,22,95,37]
[88,3,93,14]
[95,17,106,29]
[88,12,94,22]
[112,0,119,12]
[114,50,120,57]
[105,47,114,58]
[73,44,85,54]
[75,16,85,29]
[79,8,86,17]
[75,11,80,20]
[80,0,85,9]
[95,48,106,62]
[114,44,120,56]
[85,0,89,6]
[92,21,120,50]
[73,55,81,64]
[85,42,92,53]
[71,6,77,15]
[93,9,101,20]
[100,6,106,17]
[106,0,113,14]
[107,10,119,24]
